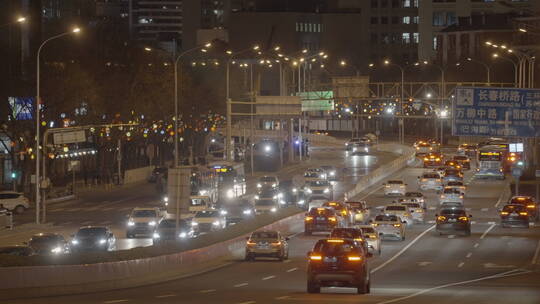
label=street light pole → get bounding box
[384,60,405,144]
[35,28,80,224]
[466,57,490,84]
[492,53,518,86]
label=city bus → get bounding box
[475,145,507,180]
[208,162,247,203]
[191,167,219,204]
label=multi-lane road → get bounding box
[5,144,540,304]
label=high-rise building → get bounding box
[129,0,182,50]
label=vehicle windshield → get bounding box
[308,208,334,216]
[502,205,526,212]
[304,172,319,178]
[251,231,278,239]
[309,180,329,187]
[255,199,275,206]
[76,227,107,237]
[347,202,365,209]
[418,143,430,147]
[360,227,375,234]
[190,198,206,206]
[260,176,276,182]
[443,189,461,194]
[404,203,420,208]
[447,181,463,186]
[258,189,277,197]
[510,197,534,204]
[375,215,398,221]
[387,180,403,184]
[132,210,157,217]
[422,174,440,179]
[385,206,406,211]
[313,241,357,255]
[440,209,466,216]
[330,229,360,239]
[445,170,460,176]
[453,156,468,161]
[195,211,220,218]
[406,192,423,197]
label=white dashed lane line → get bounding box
[466,252,472,258]
[286,267,298,272]
[275,296,291,300]
[458,262,465,268]
[262,275,276,280]
[199,289,216,293]
[155,294,176,298]
[480,223,496,239]
[103,300,129,304]
[234,283,249,288]
[474,243,480,248]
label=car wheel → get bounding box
[14,205,25,214]
[357,280,368,294]
[307,280,320,294]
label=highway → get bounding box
[6,145,540,304]
[0,142,398,250]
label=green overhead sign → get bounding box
[297,91,334,111]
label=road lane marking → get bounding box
[283,259,292,263]
[531,240,540,265]
[234,283,249,287]
[155,294,176,298]
[428,207,436,210]
[236,301,256,304]
[480,223,496,240]
[199,289,216,293]
[474,243,479,248]
[471,221,477,224]
[286,267,298,272]
[357,185,383,200]
[487,221,496,225]
[373,269,532,304]
[262,275,276,280]
[427,220,435,224]
[275,296,291,300]
[483,263,516,269]
[458,262,465,268]
[103,300,129,304]
[447,235,455,239]
[417,261,432,266]
[466,252,472,258]
[481,208,488,212]
[371,225,435,274]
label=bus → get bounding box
[191,167,219,204]
[208,162,246,203]
[475,145,506,180]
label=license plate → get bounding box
[448,218,456,222]
[324,257,337,263]
[317,217,326,221]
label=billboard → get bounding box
[453,87,540,137]
[8,97,34,120]
[332,76,370,99]
[297,91,334,111]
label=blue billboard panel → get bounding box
[8,97,35,120]
[453,87,540,138]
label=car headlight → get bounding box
[191,222,198,226]
[148,221,156,226]
[257,183,262,188]
[270,207,277,212]
[179,232,187,238]
[306,188,312,194]
[199,190,207,196]
[279,200,286,205]
[212,221,220,226]
[329,171,335,176]
[220,210,228,215]
[324,188,330,194]
[71,239,79,245]
[127,221,135,226]
[163,196,169,202]
[364,147,369,152]
[292,188,297,193]
[273,195,278,199]
[265,145,272,152]
[272,183,277,188]
[298,200,305,205]
[243,209,252,215]
[99,239,107,244]
[352,147,357,152]
[254,195,259,200]
[153,232,160,239]
[226,189,234,198]
[51,246,62,254]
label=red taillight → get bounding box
[310,255,322,261]
[347,256,362,262]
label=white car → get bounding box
[257,176,279,189]
[0,192,30,214]
[400,202,425,223]
[417,172,443,191]
[304,180,333,201]
[383,204,414,226]
[358,225,381,255]
[383,180,407,196]
[254,198,280,214]
[126,207,164,238]
[304,168,327,182]
[439,188,464,205]
[191,210,227,233]
[371,214,405,241]
[404,192,426,209]
[188,196,213,214]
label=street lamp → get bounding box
[383,59,405,144]
[0,15,27,28]
[35,27,81,224]
[465,57,491,84]
[492,53,518,86]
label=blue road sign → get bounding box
[453,87,540,137]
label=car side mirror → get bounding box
[305,213,308,216]
[469,214,473,218]
[307,251,312,257]
[369,219,373,223]
[366,252,373,258]
[382,183,386,186]
[405,184,408,186]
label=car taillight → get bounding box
[341,210,348,215]
[519,212,528,216]
[272,241,281,246]
[371,223,379,227]
[424,157,428,161]
[309,255,322,261]
[458,216,468,221]
[393,223,401,227]
[500,211,509,215]
[348,256,362,262]
[354,238,364,243]
[527,205,535,209]
[247,241,256,245]
[305,216,313,221]
[437,216,446,221]
[328,217,337,222]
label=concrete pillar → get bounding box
[167,166,193,226]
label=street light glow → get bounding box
[384,59,390,65]
[485,41,492,45]
[519,28,527,33]
[72,27,81,33]
[253,45,260,50]
[17,16,26,23]
[340,60,346,66]
[274,46,280,51]
[226,50,233,55]
[204,42,212,48]
[302,49,308,53]
[492,53,499,58]
[368,63,374,67]
[500,45,507,49]
[144,47,152,52]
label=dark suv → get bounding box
[307,239,371,294]
[500,204,530,228]
[435,208,472,236]
[330,228,368,253]
[508,196,538,221]
[304,208,344,235]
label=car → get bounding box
[279,180,305,207]
[435,208,472,236]
[400,202,425,223]
[345,138,362,150]
[405,192,426,206]
[321,165,339,181]
[457,143,477,157]
[423,153,443,167]
[255,187,282,201]
[304,168,327,182]
[383,204,414,225]
[444,160,462,170]
[148,167,167,183]
[347,201,371,224]
[126,207,163,238]
[152,217,195,244]
[191,210,227,233]
[71,226,116,252]
[323,201,353,224]
[452,155,471,170]
[508,196,538,221]
[0,245,35,256]
[347,142,373,155]
[357,225,381,255]
[254,198,280,214]
[445,181,467,195]
[305,180,333,201]
[434,166,447,177]
[383,180,407,196]
[371,214,405,241]
[304,207,345,235]
[417,172,443,191]
[439,188,464,204]
[188,196,214,214]
[415,141,434,156]
[26,233,70,255]
[330,228,368,253]
[0,191,30,214]
[442,168,464,183]
[245,230,289,261]
[307,238,371,294]
[256,175,279,189]
[500,204,530,228]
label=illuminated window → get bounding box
[402,33,410,44]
